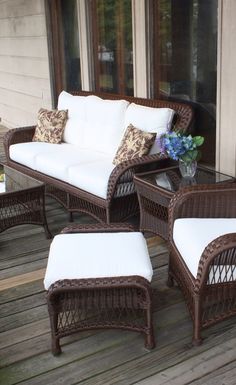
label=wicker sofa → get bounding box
[4,91,193,224]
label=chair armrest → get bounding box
[60,223,135,234]
[195,233,236,291]
[106,153,169,201]
[168,183,236,239]
[4,126,36,162]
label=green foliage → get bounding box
[160,132,204,163]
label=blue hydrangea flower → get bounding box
[159,132,204,162]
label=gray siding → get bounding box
[0,0,52,128]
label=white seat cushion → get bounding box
[44,232,153,290]
[124,102,175,154]
[173,218,236,279]
[10,142,115,199]
[67,159,115,199]
[35,146,110,183]
[10,142,64,170]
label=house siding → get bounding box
[216,0,236,176]
[0,0,52,128]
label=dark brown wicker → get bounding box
[168,184,236,345]
[0,165,51,237]
[4,92,193,224]
[46,224,155,355]
[134,166,235,240]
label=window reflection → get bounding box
[150,0,217,166]
[91,0,133,95]
[60,0,81,91]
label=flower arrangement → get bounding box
[159,132,204,163]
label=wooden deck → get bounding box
[1,199,236,385]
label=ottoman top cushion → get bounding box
[44,232,153,290]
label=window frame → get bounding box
[46,0,148,99]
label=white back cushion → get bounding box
[58,92,129,155]
[83,95,129,156]
[44,232,153,290]
[124,103,175,154]
[58,91,87,146]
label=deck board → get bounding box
[0,198,236,384]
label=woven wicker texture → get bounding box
[168,183,236,345]
[4,92,193,224]
[134,166,235,240]
[0,166,51,237]
[46,224,155,355]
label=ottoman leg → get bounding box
[47,297,62,355]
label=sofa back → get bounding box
[58,90,194,157]
[58,91,129,156]
[74,91,194,134]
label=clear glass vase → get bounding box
[179,159,197,178]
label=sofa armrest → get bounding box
[168,184,236,240]
[60,223,135,234]
[4,126,36,163]
[106,153,169,201]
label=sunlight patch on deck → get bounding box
[0,268,45,291]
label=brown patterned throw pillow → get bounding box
[33,108,68,144]
[113,124,156,165]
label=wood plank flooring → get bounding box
[1,198,236,385]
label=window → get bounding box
[47,0,81,98]
[47,0,217,165]
[148,0,217,165]
[89,0,133,95]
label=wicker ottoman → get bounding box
[44,224,155,355]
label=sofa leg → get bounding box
[69,212,74,222]
[145,328,155,350]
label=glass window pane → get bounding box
[60,0,81,90]
[92,0,133,95]
[150,0,217,166]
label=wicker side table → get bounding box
[0,164,51,238]
[134,166,235,240]
[44,224,155,355]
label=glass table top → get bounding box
[0,164,43,194]
[137,166,235,193]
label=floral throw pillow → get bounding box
[33,108,68,144]
[113,124,156,165]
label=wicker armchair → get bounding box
[168,183,236,345]
[4,91,193,224]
